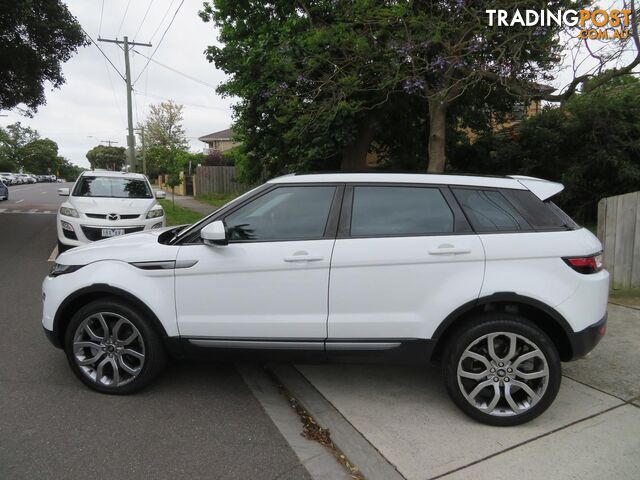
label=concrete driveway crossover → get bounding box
[294,303,640,480]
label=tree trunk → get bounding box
[340,117,376,171]
[427,98,447,173]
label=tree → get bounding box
[57,156,84,181]
[21,138,59,173]
[86,145,126,171]
[449,75,640,223]
[0,0,87,114]
[0,122,39,171]
[202,1,640,175]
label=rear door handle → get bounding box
[428,244,471,255]
[283,251,324,262]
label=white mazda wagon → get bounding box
[56,171,166,252]
[42,173,608,426]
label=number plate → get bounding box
[101,228,125,237]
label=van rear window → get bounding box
[501,190,578,230]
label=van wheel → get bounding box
[64,297,167,394]
[442,313,561,426]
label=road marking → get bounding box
[16,199,24,203]
[48,246,58,262]
[0,209,56,215]
[0,208,6,213]
[28,208,37,213]
[41,191,47,194]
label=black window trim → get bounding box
[338,182,472,239]
[178,183,345,245]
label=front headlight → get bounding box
[49,263,84,277]
[59,206,79,218]
[146,206,164,219]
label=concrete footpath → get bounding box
[279,304,640,480]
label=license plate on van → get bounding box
[101,228,125,237]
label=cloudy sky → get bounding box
[2,1,635,169]
[3,0,232,168]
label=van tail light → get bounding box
[563,253,603,274]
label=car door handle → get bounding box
[283,252,324,262]
[428,244,472,255]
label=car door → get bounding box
[174,184,341,341]
[327,184,485,351]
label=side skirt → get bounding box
[164,337,433,364]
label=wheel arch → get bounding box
[52,284,169,348]
[430,292,574,362]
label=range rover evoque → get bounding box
[42,173,608,426]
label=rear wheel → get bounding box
[443,313,561,426]
[64,297,167,394]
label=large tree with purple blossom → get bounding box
[202,0,640,175]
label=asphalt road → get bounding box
[0,182,310,480]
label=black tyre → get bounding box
[64,297,167,394]
[442,313,561,426]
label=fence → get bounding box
[194,166,258,196]
[597,191,640,289]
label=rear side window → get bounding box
[452,188,530,232]
[350,186,454,236]
[502,190,577,230]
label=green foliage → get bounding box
[86,145,126,171]
[21,138,59,173]
[195,192,239,208]
[449,75,640,223]
[0,122,39,171]
[200,0,577,177]
[57,156,84,180]
[175,150,205,174]
[0,0,87,114]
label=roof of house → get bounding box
[198,128,233,142]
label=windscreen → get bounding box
[73,176,152,199]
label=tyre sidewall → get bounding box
[63,297,166,395]
[443,313,561,426]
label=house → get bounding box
[198,128,240,154]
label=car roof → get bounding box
[268,173,528,190]
[81,170,147,180]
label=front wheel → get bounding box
[64,298,167,394]
[443,313,561,426]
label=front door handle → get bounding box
[283,251,324,262]
[428,244,471,255]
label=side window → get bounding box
[350,186,454,236]
[224,186,336,241]
[501,189,576,230]
[452,188,530,232]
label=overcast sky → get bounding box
[1,1,635,169]
[3,0,232,168]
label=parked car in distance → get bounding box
[42,173,609,426]
[56,171,167,252]
[0,172,14,185]
[0,178,8,200]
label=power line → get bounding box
[134,0,184,84]
[149,0,176,42]
[132,49,216,89]
[134,0,156,40]
[115,0,133,38]
[98,0,105,37]
[81,27,126,82]
[133,88,227,112]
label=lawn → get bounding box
[195,192,240,209]
[159,199,205,226]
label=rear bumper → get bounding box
[567,312,607,360]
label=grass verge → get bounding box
[159,199,204,226]
[195,192,240,209]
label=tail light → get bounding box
[563,253,603,274]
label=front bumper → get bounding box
[57,214,165,246]
[568,312,607,360]
[43,326,62,349]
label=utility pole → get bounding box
[134,127,147,176]
[101,140,119,147]
[98,36,151,172]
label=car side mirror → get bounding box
[58,188,70,196]
[200,220,228,246]
[155,190,166,199]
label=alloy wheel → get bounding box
[456,332,549,417]
[72,312,145,387]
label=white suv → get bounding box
[42,173,608,426]
[57,171,166,251]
